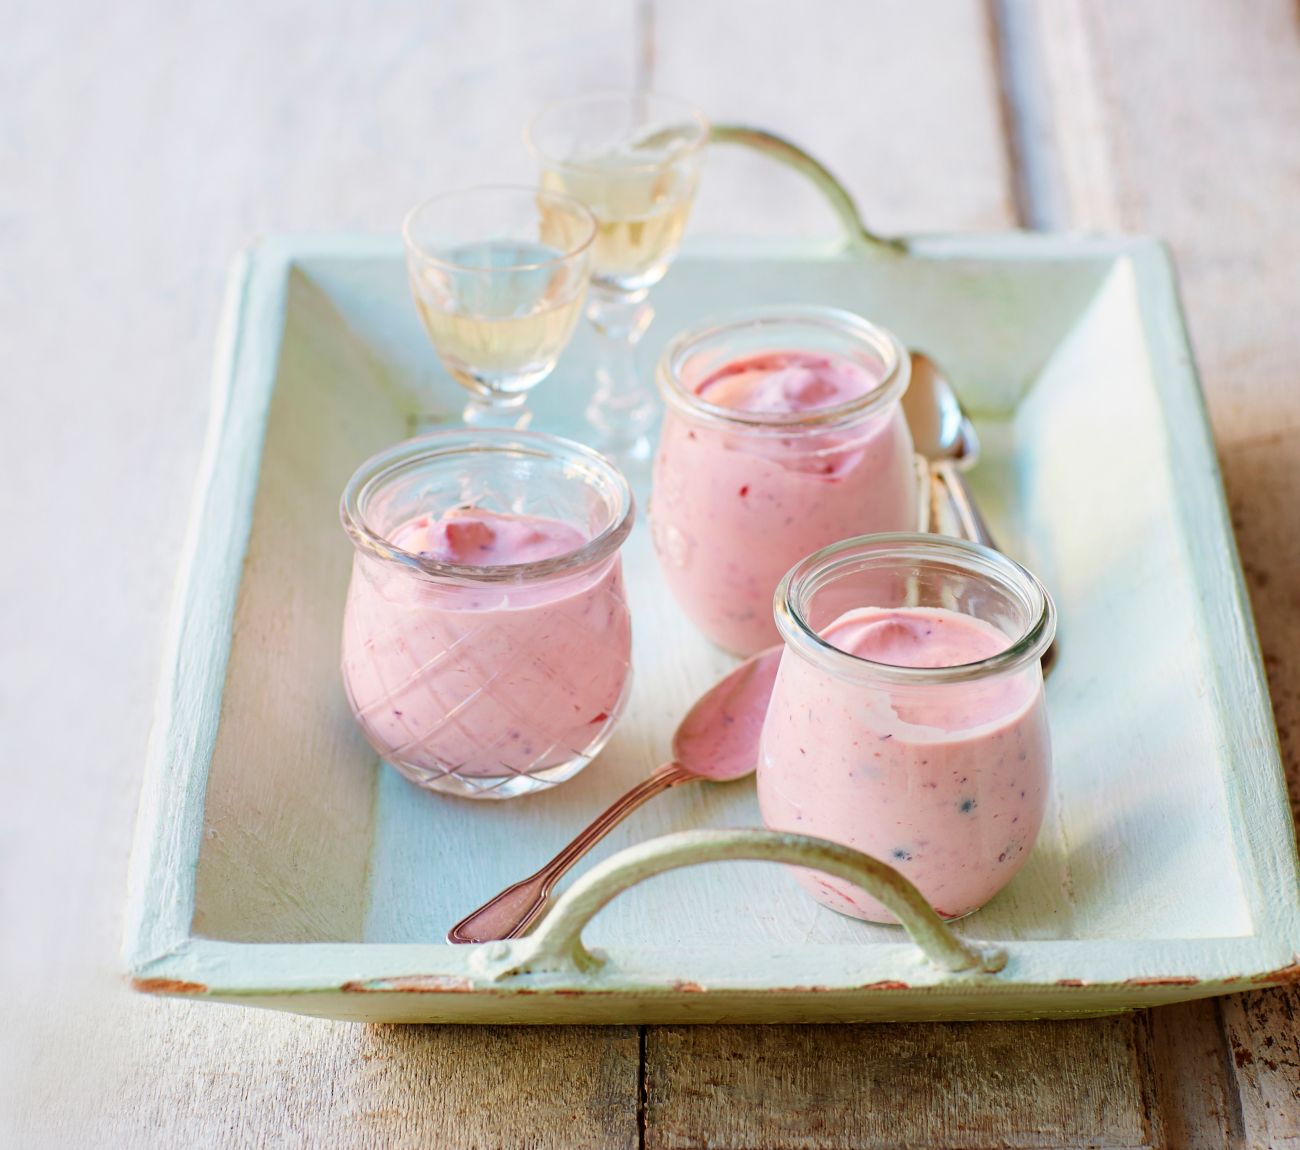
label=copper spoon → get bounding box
[447,646,783,944]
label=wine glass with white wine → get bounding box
[403,185,597,429]
[526,93,709,461]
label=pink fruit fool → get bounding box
[758,605,1050,922]
[342,507,631,781]
[652,350,917,655]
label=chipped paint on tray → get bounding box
[131,977,208,995]
[342,975,474,993]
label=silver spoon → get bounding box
[448,646,784,944]
[904,351,1057,672]
[903,351,997,548]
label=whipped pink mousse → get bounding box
[694,351,871,412]
[342,507,631,784]
[758,606,1050,921]
[652,349,917,655]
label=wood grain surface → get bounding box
[1222,990,1300,1148]
[645,1020,1159,1149]
[1145,1002,1241,1150]
[3,0,1298,1146]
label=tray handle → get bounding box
[472,829,1006,982]
[708,124,909,257]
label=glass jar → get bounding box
[339,430,634,799]
[650,306,919,656]
[758,533,1056,921]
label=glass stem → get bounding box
[585,286,656,460]
[462,391,531,431]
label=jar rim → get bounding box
[774,532,1056,685]
[340,430,635,583]
[656,305,911,431]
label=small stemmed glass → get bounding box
[403,185,597,429]
[527,92,709,461]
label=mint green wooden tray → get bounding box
[123,165,1300,1022]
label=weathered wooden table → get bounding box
[3,1,1297,1145]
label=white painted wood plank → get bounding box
[0,3,645,1145]
[995,0,1122,233]
[7,1001,638,1149]
[1018,0,1300,446]
[654,0,1017,239]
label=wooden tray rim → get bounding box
[122,231,1300,1019]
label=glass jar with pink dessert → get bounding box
[339,430,634,799]
[650,306,920,656]
[759,534,1056,922]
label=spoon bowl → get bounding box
[902,351,969,464]
[671,646,783,780]
[903,351,995,547]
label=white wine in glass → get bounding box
[403,188,596,428]
[540,156,697,290]
[528,94,709,460]
[412,242,587,395]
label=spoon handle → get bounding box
[932,460,1058,674]
[447,761,695,944]
[934,459,997,550]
